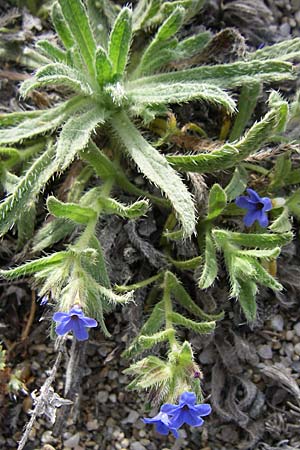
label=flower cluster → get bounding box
[53,307,97,341]
[235,188,272,227]
[143,392,211,438]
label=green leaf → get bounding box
[248,37,300,62]
[212,229,293,249]
[168,311,216,334]
[108,6,132,78]
[36,40,67,63]
[132,0,160,32]
[110,111,196,236]
[198,231,218,289]
[20,63,93,97]
[51,1,75,50]
[0,144,58,237]
[225,166,248,202]
[127,82,236,114]
[83,235,111,288]
[176,31,211,58]
[129,59,295,89]
[138,329,175,350]
[17,202,36,248]
[95,47,113,86]
[269,207,292,233]
[123,300,165,358]
[87,0,119,48]
[32,218,75,253]
[165,271,223,320]
[56,103,107,170]
[250,259,282,291]
[167,92,288,172]
[47,196,97,224]
[58,0,96,77]
[135,6,184,76]
[237,279,257,321]
[0,252,67,279]
[0,97,87,145]
[237,247,281,259]
[229,82,262,142]
[286,189,300,219]
[269,153,291,190]
[206,184,227,220]
[98,197,149,219]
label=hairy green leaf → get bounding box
[56,103,107,170]
[0,97,87,145]
[36,40,67,63]
[206,184,227,220]
[110,111,196,236]
[47,196,97,224]
[168,311,216,334]
[213,229,293,249]
[20,63,92,97]
[225,166,248,201]
[248,37,300,62]
[198,231,218,289]
[0,144,58,237]
[58,0,96,77]
[0,252,67,279]
[51,1,75,50]
[127,82,236,113]
[95,47,113,86]
[237,279,257,321]
[108,6,132,78]
[98,197,149,219]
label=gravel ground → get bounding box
[1,1,300,450]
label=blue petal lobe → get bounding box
[155,422,169,435]
[183,410,204,427]
[169,411,185,428]
[161,403,179,415]
[72,319,89,340]
[56,319,73,336]
[53,312,69,321]
[257,210,269,227]
[81,317,98,328]
[261,197,272,212]
[235,196,252,209]
[190,403,212,416]
[246,188,261,202]
[179,392,196,406]
[243,210,258,227]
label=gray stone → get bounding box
[294,343,300,355]
[64,433,80,448]
[97,390,109,404]
[270,315,284,332]
[130,443,147,450]
[258,345,273,360]
[122,410,140,424]
[294,322,300,337]
[279,22,291,37]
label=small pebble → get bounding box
[294,323,300,337]
[270,315,284,332]
[122,410,140,424]
[294,343,300,355]
[258,345,273,360]
[97,390,109,404]
[285,330,294,341]
[64,433,80,448]
[130,443,147,450]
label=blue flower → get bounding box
[142,412,179,438]
[235,188,272,227]
[53,307,97,341]
[161,392,211,429]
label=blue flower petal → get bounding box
[190,403,212,416]
[257,210,269,227]
[161,403,180,415]
[179,392,196,406]
[183,411,204,427]
[169,411,185,428]
[53,312,69,322]
[69,307,85,317]
[81,317,98,327]
[72,319,89,340]
[155,421,170,435]
[246,188,261,202]
[261,197,272,212]
[235,196,252,209]
[243,209,259,227]
[56,319,73,336]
